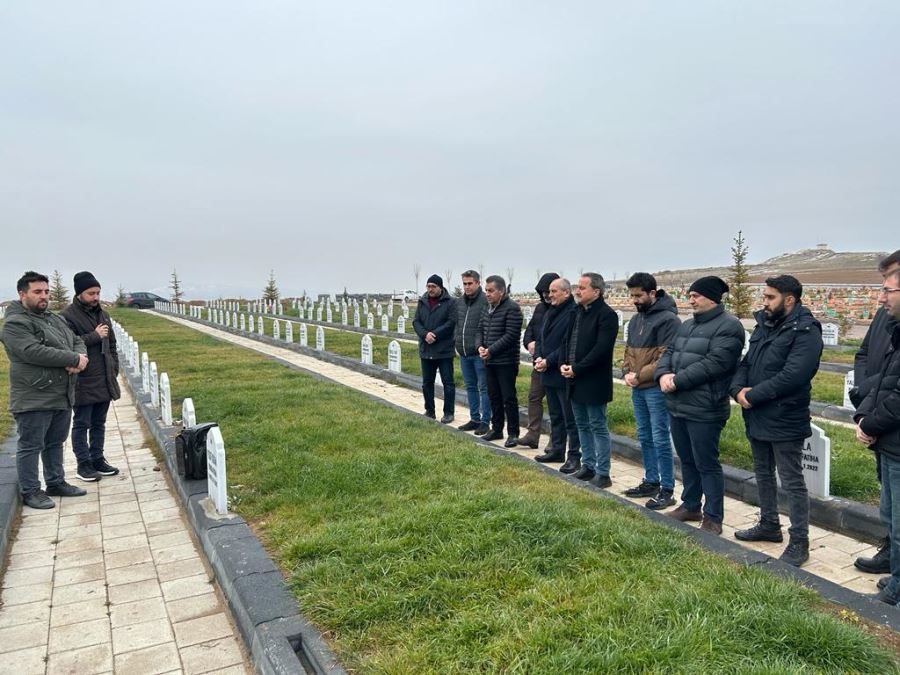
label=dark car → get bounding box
[125,292,167,309]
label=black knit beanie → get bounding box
[426,274,443,288]
[688,276,729,304]
[74,271,101,295]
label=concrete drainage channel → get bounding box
[120,367,346,675]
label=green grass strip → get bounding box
[112,309,897,673]
[0,347,11,440]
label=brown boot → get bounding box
[668,505,702,522]
[700,516,722,535]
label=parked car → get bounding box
[391,290,419,301]
[125,292,167,309]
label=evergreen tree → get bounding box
[263,270,280,302]
[727,230,753,318]
[115,285,127,307]
[170,268,184,303]
[49,270,68,310]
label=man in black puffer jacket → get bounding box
[730,275,822,566]
[519,272,560,448]
[61,271,122,482]
[476,275,523,447]
[655,276,745,535]
[413,274,457,423]
[855,267,900,605]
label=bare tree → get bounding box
[505,267,515,286]
[169,268,184,303]
[478,263,485,280]
[444,269,453,287]
[413,263,422,291]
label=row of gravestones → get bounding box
[198,303,411,335]
[204,296,413,323]
[112,318,229,515]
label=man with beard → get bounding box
[622,273,681,509]
[730,275,822,566]
[412,274,457,423]
[61,271,122,481]
[1,271,88,509]
[519,272,560,448]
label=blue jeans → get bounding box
[13,409,70,495]
[459,354,490,423]
[632,386,674,490]
[669,415,726,523]
[72,400,112,464]
[880,453,900,598]
[420,358,455,416]
[570,401,610,475]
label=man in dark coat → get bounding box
[1,271,88,509]
[855,266,900,605]
[61,271,121,481]
[519,272,560,448]
[559,273,618,486]
[476,275,523,447]
[655,276,745,534]
[455,270,490,434]
[412,274,457,423]
[534,278,581,472]
[730,275,822,566]
[853,250,900,574]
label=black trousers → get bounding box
[421,358,455,416]
[486,363,520,436]
[545,385,581,459]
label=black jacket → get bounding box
[536,295,577,389]
[857,322,900,461]
[61,299,121,406]
[560,297,618,404]
[522,273,560,356]
[455,286,488,357]
[655,304,745,422]
[730,304,822,441]
[476,295,523,367]
[852,307,896,408]
[413,288,457,360]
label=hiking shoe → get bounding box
[45,482,87,498]
[458,420,480,432]
[735,523,783,543]
[700,516,722,535]
[572,466,596,481]
[559,458,581,474]
[423,411,436,420]
[855,538,890,574]
[668,505,703,522]
[592,474,612,489]
[878,576,892,591]
[875,587,900,606]
[76,461,100,482]
[518,435,540,449]
[504,437,519,448]
[481,429,503,442]
[473,424,490,436]
[646,489,676,510]
[624,480,660,498]
[93,458,119,476]
[779,539,809,567]
[23,490,54,510]
[440,414,455,424]
[534,450,565,463]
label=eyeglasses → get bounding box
[880,287,900,295]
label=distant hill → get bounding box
[650,245,887,286]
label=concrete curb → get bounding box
[178,313,883,546]
[0,432,19,570]
[120,369,346,675]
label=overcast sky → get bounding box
[1,1,896,300]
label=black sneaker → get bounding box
[878,576,892,591]
[76,461,100,482]
[572,466,595,481]
[559,458,581,474]
[855,538,890,574]
[423,411,436,420]
[473,424,490,436]
[481,429,503,442]
[23,490,55,509]
[534,450,565,463]
[875,587,900,606]
[458,420,480,432]
[779,538,809,567]
[734,523,783,543]
[93,458,120,476]
[503,437,519,448]
[592,474,612,489]
[45,481,87,497]
[624,480,660,498]
[646,489,676,510]
[440,414,454,424]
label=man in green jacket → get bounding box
[1,271,89,509]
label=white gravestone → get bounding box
[342,308,348,325]
[361,335,373,365]
[397,316,406,334]
[387,302,394,318]
[141,353,150,393]
[742,330,752,357]
[232,311,238,327]
[363,300,369,315]
[615,310,624,327]
[381,315,389,332]
[376,303,383,317]
[149,362,159,407]
[326,307,333,323]
[822,323,839,347]
[159,373,173,425]
[844,371,855,410]
[316,325,325,351]
[623,320,630,344]
[388,340,402,372]
[317,306,323,322]
[249,315,255,333]
[300,323,308,347]
[182,397,197,427]
[797,423,831,499]
[285,321,294,343]
[273,319,281,341]
[354,308,361,327]
[206,426,228,515]
[240,314,246,332]
[367,313,375,330]
[258,316,265,335]
[224,312,230,328]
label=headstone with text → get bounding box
[300,323,308,346]
[822,323,839,347]
[367,313,374,330]
[388,340,402,372]
[381,314,389,332]
[285,321,294,343]
[361,334,373,365]
[844,371,855,410]
[316,325,325,350]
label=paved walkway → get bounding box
[0,386,251,675]
[158,312,884,596]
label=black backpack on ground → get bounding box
[175,422,218,480]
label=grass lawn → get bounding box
[0,347,11,440]
[113,309,897,672]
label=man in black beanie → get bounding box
[61,271,121,481]
[413,274,457,422]
[654,275,745,534]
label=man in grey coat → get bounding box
[1,271,88,509]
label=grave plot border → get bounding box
[0,433,19,569]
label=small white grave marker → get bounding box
[615,309,624,327]
[159,373,173,425]
[285,321,294,343]
[387,302,394,318]
[844,371,855,410]
[342,307,348,325]
[388,340,402,372]
[249,315,255,333]
[623,320,630,344]
[206,426,228,515]
[742,330,752,357]
[822,323,839,347]
[397,316,406,333]
[273,319,281,341]
[361,335,373,365]
[240,314,246,331]
[354,308,361,327]
[798,423,831,499]
[149,362,159,407]
[141,353,150,393]
[367,313,374,330]
[257,316,265,335]
[326,307,333,323]
[182,398,197,427]
[376,303,383,317]
[316,325,325,351]
[300,323,308,347]
[381,314,389,332]
[316,306,323,322]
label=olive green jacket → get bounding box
[1,301,86,413]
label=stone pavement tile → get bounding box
[7,548,56,570]
[810,544,856,568]
[1,645,48,674]
[56,533,103,554]
[135,481,169,494]
[46,642,113,675]
[101,510,144,527]
[104,533,150,554]
[55,547,105,570]
[55,562,107,587]
[0,599,51,629]
[142,497,179,513]
[99,481,137,496]
[58,511,102,529]
[161,574,213,602]
[179,636,244,674]
[106,561,157,587]
[58,523,102,540]
[112,617,175,654]
[804,562,864,585]
[2,581,53,607]
[108,578,162,606]
[10,536,57,554]
[17,524,59,541]
[153,543,199,566]
[20,505,59,521]
[59,499,101,516]
[138,490,173,505]
[844,576,880,595]
[99,491,138,506]
[113,641,182,675]
[99,499,141,516]
[52,579,107,606]
[51,597,110,627]
[149,530,192,551]
[143,507,182,525]
[105,545,155,570]
[48,616,111,654]
[0,620,48,652]
[824,534,873,556]
[165,592,220,624]
[133,472,166,484]
[110,596,168,629]
[2,564,54,588]
[156,558,207,584]
[102,519,147,538]
[147,519,184,537]
[807,524,834,541]
[172,613,233,648]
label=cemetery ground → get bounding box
[109,310,900,672]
